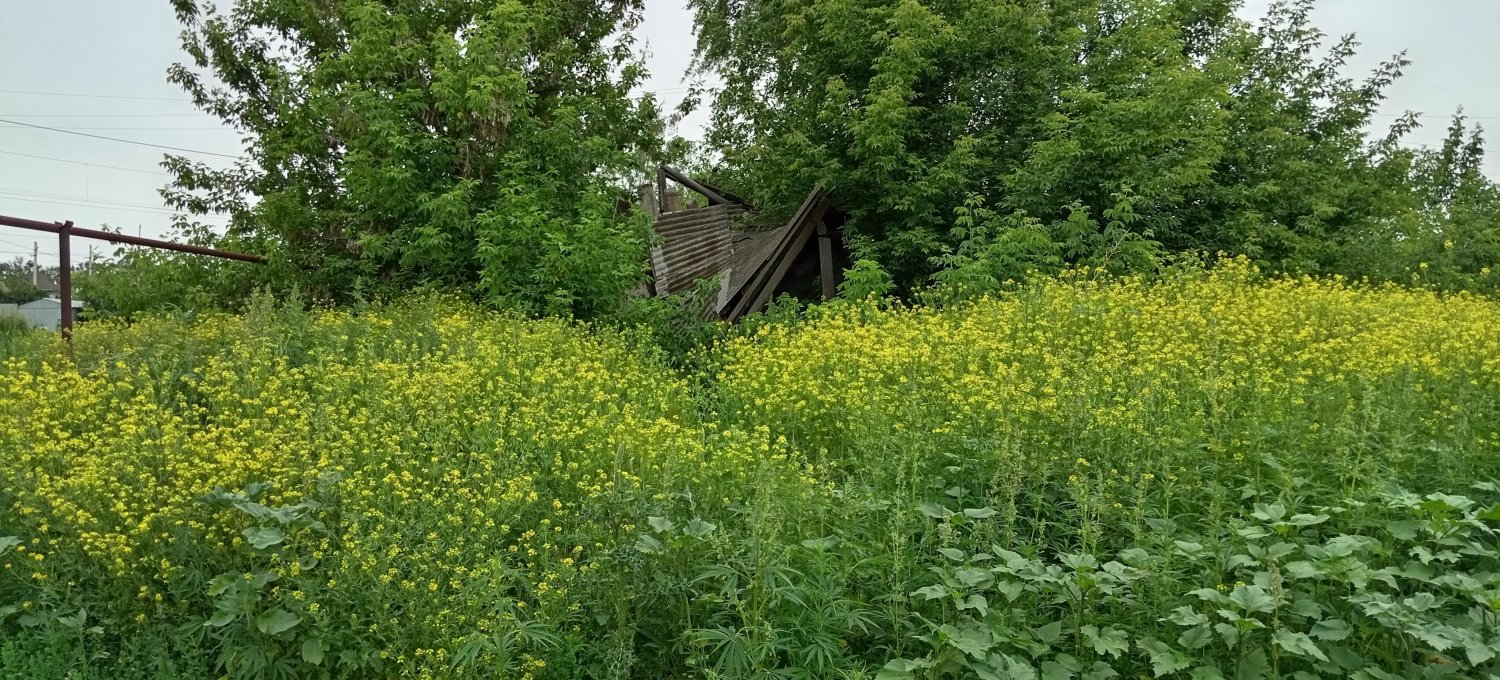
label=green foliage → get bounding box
[838,258,897,300]
[158,0,667,318]
[6,268,1500,677]
[884,486,1500,679]
[0,257,45,304]
[74,222,264,319]
[687,0,1500,293]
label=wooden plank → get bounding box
[660,165,756,209]
[639,183,658,218]
[725,191,830,319]
[656,166,667,214]
[744,218,817,315]
[818,231,836,300]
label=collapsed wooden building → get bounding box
[642,166,848,321]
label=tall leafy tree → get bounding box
[164,0,665,317]
[685,0,1455,289]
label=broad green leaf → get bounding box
[1187,588,1225,603]
[1422,492,1474,512]
[1323,534,1372,557]
[1288,596,1322,618]
[1081,625,1129,659]
[1402,592,1438,611]
[255,609,301,635]
[647,516,674,533]
[1214,622,1240,650]
[1137,638,1191,677]
[959,593,989,616]
[1033,620,1064,645]
[1272,629,1327,661]
[206,610,237,627]
[1385,520,1423,540]
[1251,503,1286,522]
[0,536,19,555]
[1288,513,1329,526]
[1190,667,1225,680]
[1309,618,1351,641]
[945,624,991,658]
[1041,660,1074,680]
[1178,625,1213,650]
[682,518,716,537]
[955,567,991,588]
[207,573,238,596]
[1049,654,1082,672]
[911,584,950,600]
[1165,605,1209,627]
[1283,561,1324,580]
[1234,649,1268,680]
[242,526,285,550]
[1081,661,1119,680]
[964,507,997,519]
[1266,542,1297,559]
[632,534,664,554]
[917,501,948,518]
[301,638,325,665]
[1173,541,1204,556]
[996,580,1026,602]
[876,659,923,680]
[800,536,840,550]
[939,547,967,561]
[1228,585,1275,613]
[1462,634,1495,666]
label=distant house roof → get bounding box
[19,297,84,309]
[646,167,846,321]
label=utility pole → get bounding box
[31,241,38,285]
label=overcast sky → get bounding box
[1,0,1495,269]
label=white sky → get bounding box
[0,0,1495,270]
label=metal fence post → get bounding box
[58,221,73,339]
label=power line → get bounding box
[1374,112,1500,121]
[0,118,242,159]
[0,194,228,220]
[0,124,232,131]
[0,186,211,214]
[0,88,192,103]
[0,237,42,250]
[0,150,171,177]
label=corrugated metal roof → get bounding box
[650,205,742,296]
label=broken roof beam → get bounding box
[660,165,755,210]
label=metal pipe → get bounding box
[0,214,265,263]
[58,221,72,339]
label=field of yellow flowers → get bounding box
[3,263,1500,679]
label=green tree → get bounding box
[0,257,44,304]
[162,0,667,317]
[686,0,1460,291]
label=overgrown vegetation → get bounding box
[63,0,1498,320]
[686,0,1500,293]
[5,262,1499,678]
